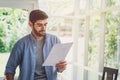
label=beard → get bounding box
[33,27,46,37]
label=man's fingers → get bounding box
[56,61,67,66]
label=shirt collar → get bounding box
[29,33,48,43]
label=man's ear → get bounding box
[29,21,33,28]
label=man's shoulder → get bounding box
[46,33,58,38]
[16,34,30,44]
[46,33,61,43]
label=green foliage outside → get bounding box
[104,0,120,67]
[88,16,100,67]
[104,11,120,67]
[0,8,28,53]
[88,12,120,67]
[88,0,120,67]
[0,22,6,52]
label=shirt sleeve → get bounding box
[5,41,23,75]
[53,35,61,44]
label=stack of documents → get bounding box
[43,42,73,66]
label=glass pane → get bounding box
[76,19,85,80]
[79,0,86,10]
[88,71,99,80]
[88,16,100,69]
[39,0,74,16]
[105,11,120,68]
[107,0,120,7]
[91,0,101,10]
[47,17,73,42]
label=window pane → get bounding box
[105,11,120,68]
[107,0,120,7]
[88,16,100,69]
[87,16,100,80]
[39,0,74,16]
[91,0,101,10]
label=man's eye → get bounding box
[44,23,47,26]
[38,24,43,27]
[35,23,47,27]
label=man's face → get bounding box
[31,19,47,37]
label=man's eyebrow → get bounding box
[37,22,48,24]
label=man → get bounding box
[5,9,67,80]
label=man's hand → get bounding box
[56,61,67,72]
[6,73,14,80]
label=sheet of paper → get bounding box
[42,42,73,66]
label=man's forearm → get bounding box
[6,73,14,80]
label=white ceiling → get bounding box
[0,0,39,11]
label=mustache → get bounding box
[39,30,45,32]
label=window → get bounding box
[38,0,120,80]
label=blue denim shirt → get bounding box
[5,33,61,80]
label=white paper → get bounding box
[42,42,73,66]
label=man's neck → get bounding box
[32,33,44,40]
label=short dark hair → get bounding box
[29,9,48,24]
